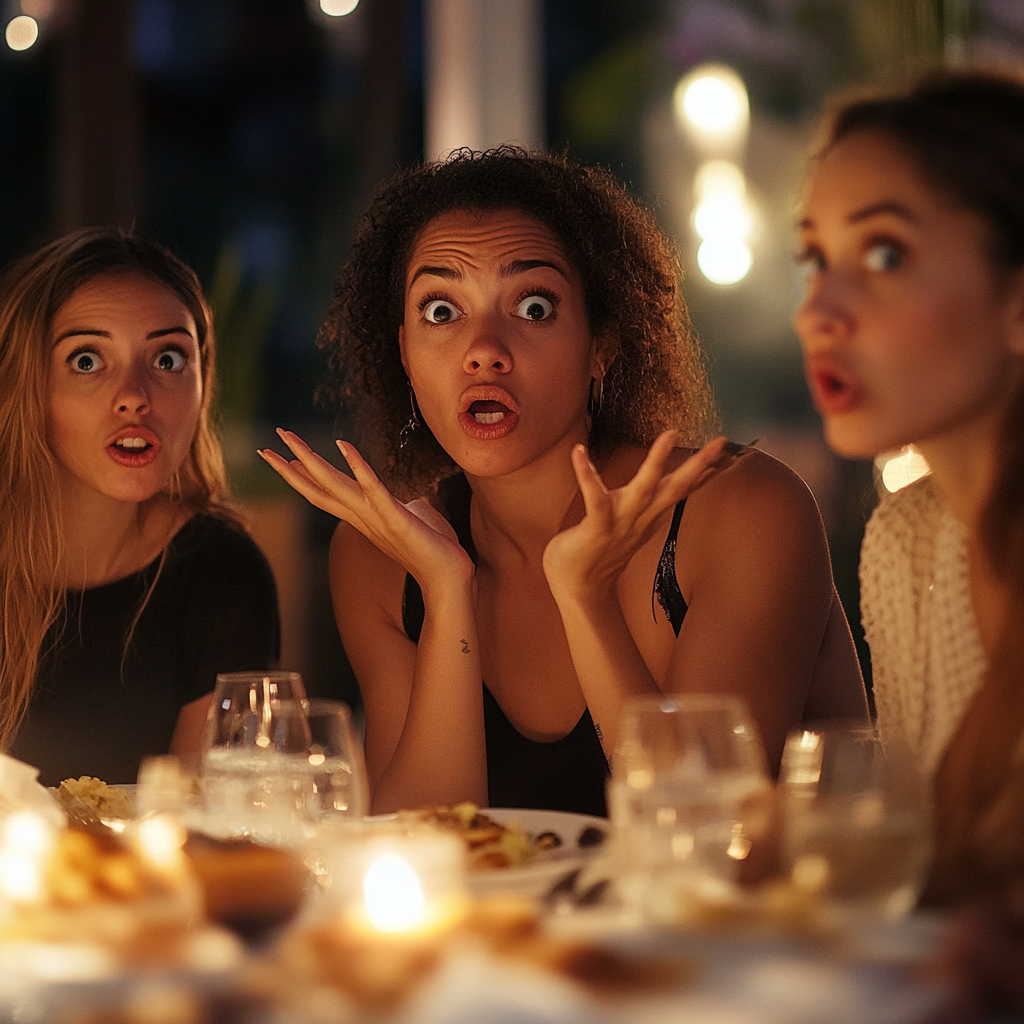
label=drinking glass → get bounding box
[202,670,307,751]
[779,724,931,920]
[609,694,771,922]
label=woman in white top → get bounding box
[794,70,1024,917]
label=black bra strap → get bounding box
[653,499,688,637]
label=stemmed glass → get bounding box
[198,672,368,846]
[779,723,931,920]
[609,694,771,921]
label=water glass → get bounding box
[780,724,931,920]
[202,670,307,751]
[609,694,771,921]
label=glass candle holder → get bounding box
[324,828,468,938]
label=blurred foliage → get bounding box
[562,35,661,147]
[208,245,277,427]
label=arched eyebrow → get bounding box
[408,265,461,287]
[798,200,919,232]
[501,258,570,279]
[52,325,195,347]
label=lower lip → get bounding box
[809,369,862,416]
[107,444,159,468]
[458,410,519,440]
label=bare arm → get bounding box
[543,433,733,756]
[169,693,212,756]
[260,432,486,813]
[544,439,864,774]
[666,451,865,774]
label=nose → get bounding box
[113,363,151,416]
[793,271,853,350]
[462,314,513,375]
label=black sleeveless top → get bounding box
[402,475,689,817]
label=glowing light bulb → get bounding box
[363,854,426,932]
[697,237,752,286]
[320,0,358,14]
[673,65,749,144]
[6,15,38,50]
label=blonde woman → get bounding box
[0,227,280,786]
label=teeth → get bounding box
[473,412,506,424]
[117,437,148,449]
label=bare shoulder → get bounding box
[328,520,407,627]
[688,448,824,537]
[678,449,830,589]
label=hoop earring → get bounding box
[587,376,605,420]
[399,384,423,450]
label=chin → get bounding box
[822,419,888,463]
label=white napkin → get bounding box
[0,753,66,828]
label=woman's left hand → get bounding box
[542,431,732,604]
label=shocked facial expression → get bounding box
[400,208,608,478]
[46,271,203,508]
[793,129,1024,461]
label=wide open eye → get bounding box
[864,241,903,272]
[68,349,104,374]
[155,348,187,372]
[422,299,461,324]
[514,294,554,321]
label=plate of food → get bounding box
[393,804,610,897]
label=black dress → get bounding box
[401,476,690,818]
[11,514,280,787]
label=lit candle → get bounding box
[330,829,468,938]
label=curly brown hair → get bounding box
[318,146,718,498]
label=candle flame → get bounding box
[363,853,426,932]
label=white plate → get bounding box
[467,808,609,897]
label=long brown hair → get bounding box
[0,227,228,749]
[820,70,1024,903]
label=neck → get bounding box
[57,484,172,589]
[465,441,587,566]
[917,408,1004,532]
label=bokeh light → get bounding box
[673,64,749,146]
[697,237,752,286]
[6,15,38,51]
[878,448,930,493]
[320,0,359,15]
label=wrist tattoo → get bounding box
[460,638,471,654]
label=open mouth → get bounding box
[112,436,152,451]
[468,400,511,425]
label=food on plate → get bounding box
[54,776,132,820]
[397,803,538,870]
[396,804,608,870]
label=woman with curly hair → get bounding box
[0,227,280,786]
[263,148,865,815]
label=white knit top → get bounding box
[859,475,988,780]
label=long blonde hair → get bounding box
[0,227,228,750]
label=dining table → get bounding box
[0,797,956,1024]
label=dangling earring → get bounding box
[587,375,605,420]
[399,383,423,450]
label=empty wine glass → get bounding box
[202,670,308,751]
[609,694,771,921]
[780,723,932,920]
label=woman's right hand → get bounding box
[259,430,473,587]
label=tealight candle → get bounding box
[328,829,468,938]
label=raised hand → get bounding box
[258,430,473,586]
[542,432,733,604]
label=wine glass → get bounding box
[609,694,771,922]
[779,723,932,920]
[202,670,308,751]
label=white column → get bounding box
[425,0,544,161]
